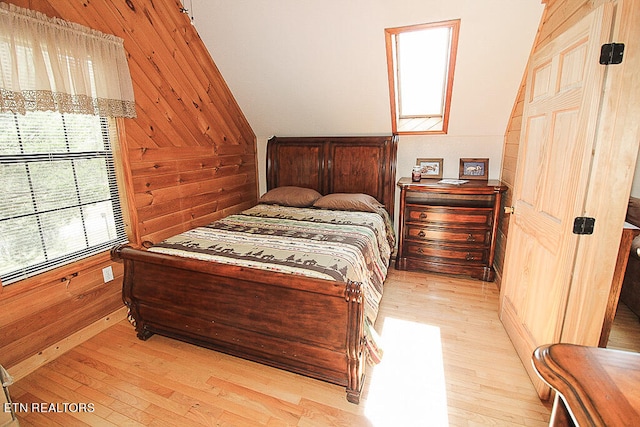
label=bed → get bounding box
[111,135,398,403]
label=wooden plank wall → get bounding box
[495,0,602,287]
[0,0,257,369]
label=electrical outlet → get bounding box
[102,266,114,283]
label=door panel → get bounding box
[500,3,613,399]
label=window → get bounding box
[385,20,460,134]
[0,111,127,285]
[0,3,135,286]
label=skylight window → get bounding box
[385,20,460,134]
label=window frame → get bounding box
[0,112,129,286]
[385,19,460,135]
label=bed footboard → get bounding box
[111,244,367,403]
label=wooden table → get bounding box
[532,343,640,426]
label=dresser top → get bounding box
[398,177,507,194]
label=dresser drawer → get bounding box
[395,177,507,281]
[405,205,493,227]
[404,242,488,265]
[405,225,490,245]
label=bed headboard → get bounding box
[266,135,398,219]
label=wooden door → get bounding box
[499,3,614,399]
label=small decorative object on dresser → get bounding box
[459,158,489,180]
[416,158,443,179]
[411,166,422,182]
[395,177,507,281]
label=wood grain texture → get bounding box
[533,343,640,426]
[500,6,615,400]
[598,225,640,347]
[9,269,552,426]
[113,135,398,404]
[396,178,507,281]
[561,0,640,345]
[266,135,398,219]
[115,244,367,403]
[1,0,256,370]
[607,301,640,353]
[495,0,559,282]
[497,0,640,336]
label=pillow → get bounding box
[313,193,384,213]
[259,186,322,207]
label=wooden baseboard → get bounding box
[7,306,128,382]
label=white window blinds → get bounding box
[0,4,133,285]
[0,111,128,285]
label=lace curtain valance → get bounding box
[0,2,136,117]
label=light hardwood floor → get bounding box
[8,270,557,426]
[608,301,640,353]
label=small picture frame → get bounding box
[416,158,444,179]
[459,158,489,180]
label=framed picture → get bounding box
[416,158,443,179]
[459,158,489,180]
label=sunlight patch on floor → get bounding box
[364,317,449,426]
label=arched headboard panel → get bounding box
[266,135,398,219]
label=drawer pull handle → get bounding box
[418,230,426,238]
[419,213,428,219]
[466,234,476,242]
[466,253,475,261]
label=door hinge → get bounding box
[573,217,595,235]
[600,43,624,65]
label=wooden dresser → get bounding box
[395,178,507,281]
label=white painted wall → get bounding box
[190,0,544,195]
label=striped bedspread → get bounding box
[148,204,395,328]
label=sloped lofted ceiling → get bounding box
[188,0,543,137]
[186,0,544,187]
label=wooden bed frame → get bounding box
[112,135,398,403]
